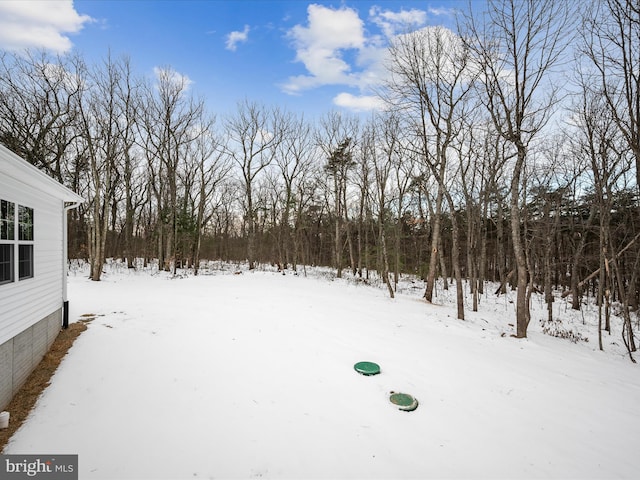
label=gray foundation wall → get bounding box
[0,308,62,410]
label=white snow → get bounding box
[4,262,640,479]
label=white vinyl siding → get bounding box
[0,143,83,410]
[0,174,65,346]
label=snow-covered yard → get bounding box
[4,262,640,479]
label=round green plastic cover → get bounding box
[389,392,419,411]
[354,361,381,376]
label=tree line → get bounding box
[0,0,638,358]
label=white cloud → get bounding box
[290,4,365,52]
[153,66,193,92]
[283,4,366,94]
[282,3,433,98]
[390,26,473,85]
[369,6,427,38]
[283,3,458,115]
[0,0,92,53]
[332,92,386,112]
[225,25,250,51]
[43,62,84,90]
[428,7,456,17]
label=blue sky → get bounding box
[0,0,465,117]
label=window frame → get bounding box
[0,199,14,241]
[0,199,14,285]
[17,205,34,280]
[0,199,34,285]
[18,244,34,280]
[0,243,13,286]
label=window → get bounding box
[19,244,33,279]
[1,200,13,241]
[0,244,13,285]
[0,200,14,285]
[18,205,33,241]
[0,199,34,284]
[18,205,34,280]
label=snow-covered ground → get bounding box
[4,261,640,479]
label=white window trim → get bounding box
[0,199,34,284]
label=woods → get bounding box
[0,1,638,356]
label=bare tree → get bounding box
[138,67,205,274]
[325,137,354,278]
[456,117,488,311]
[385,25,475,319]
[580,1,639,360]
[183,123,230,274]
[74,54,138,281]
[292,163,323,271]
[371,111,417,289]
[575,84,637,360]
[353,129,371,279]
[273,112,316,271]
[113,57,141,269]
[463,0,572,336]
[581,0,640,194]
[316,111,359,278]
[0,50,82,183]
[528,136,574,323]
[365,116,395,297]
[225,100,283,269]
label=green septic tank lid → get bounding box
[354,361,381,376]
[389,392,419,412]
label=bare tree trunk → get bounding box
[449,212,465,320]
[425,183,444,301]
[609,252,637,362]
[495,200,507,293]
[570,206,596,309]
[346,220,356,276]
[598,243,605,351]
[380,224,394,298]
[438,230,449,290]
[511,147,529,337]
[334,182,342,278]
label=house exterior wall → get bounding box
[0,309,61,409]
[0,175,65,347]
[0,144,82,411]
